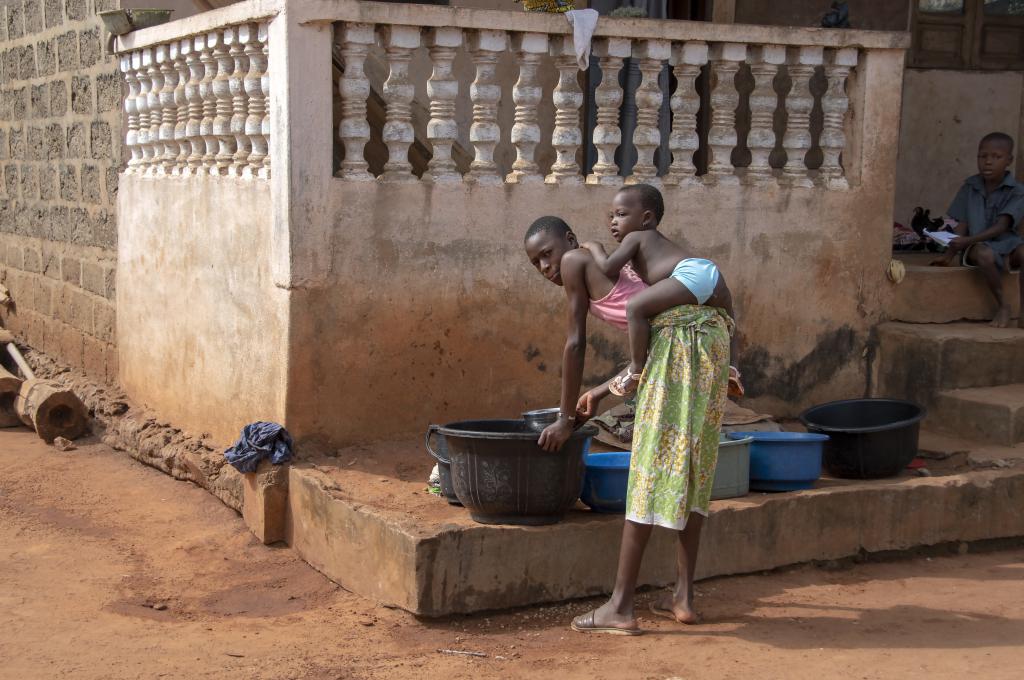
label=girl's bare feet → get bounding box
[650,593,700,625]
[992,305,1011,328]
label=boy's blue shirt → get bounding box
[947,171,1024,242]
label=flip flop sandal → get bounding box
[570,610,642,636]
[608,372,642,397]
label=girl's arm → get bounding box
[538,253,590,452]
[581,233,642,278]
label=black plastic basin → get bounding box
[799,398,926,479]
[437,419,597,525]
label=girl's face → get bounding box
[608,192,652,242]
[525,230,577,287]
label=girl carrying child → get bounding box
[525,184,741,634]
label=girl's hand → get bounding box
[538,418,574,452]
[580,241,606,255]
[576,389,604,421]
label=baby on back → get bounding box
[582,184,739,396]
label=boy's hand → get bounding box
[947,236,972,252]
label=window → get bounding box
[912,0,1024,69]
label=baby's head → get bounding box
[524,216,577,287]
[978,132,1014,182]
[610,184,664,242]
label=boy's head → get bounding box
[524,216,577,286]
[978,132,1014,182]
[610,184,664,242]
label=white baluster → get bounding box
[157,43,178,174]
[136,48,153,172]
[546,36,584,185]
[146,46,165,176]
[199,34,218,171]
[212,29,236,175]
[706,42,745,186]
[185,35,206,174]
[626,39,669,186]
[227,28,250,176]
[587,38,630,186]
[467,30,506,185]
[782,45,822,189]
[425,27,463,183]
[821,47,857,190]
[380,25,421,182]
[241,23,267,178]
[173,39,191,173]
[746,44,785,186]
[260,24,271,178]
[123,53,141,173]
[507,32,547,185]
[336,22,374,181]
[665,41,707,187]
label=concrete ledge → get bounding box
[888,265,1019,324]
[931,384,1024,447]
[285,462,1024,617]
[877,322,1024,408]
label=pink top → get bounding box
[589,265,648,331]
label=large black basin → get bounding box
[438,419,597,525]
[799,398,926,479]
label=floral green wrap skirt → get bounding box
[624,305,732,530]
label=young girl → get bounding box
[568,187,741,635]
[523,214,648,453]
[582,184,741,397]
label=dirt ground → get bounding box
[2,429,1022,680]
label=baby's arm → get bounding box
[581,232,643,278]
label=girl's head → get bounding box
[609,184,664,242]
[524,216,577,286]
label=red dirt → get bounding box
[2,428,1022,679]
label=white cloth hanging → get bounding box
[565,9,600,70]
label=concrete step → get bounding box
[876,322,1024,408]
[286,460,1024,616]
[888,260,1019,324]
[930,384,1024,446]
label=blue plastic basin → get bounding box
[727,432,829,492]
[580,451,630,513]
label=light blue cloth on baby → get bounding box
[671,258,720,304]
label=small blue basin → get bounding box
[727,431,829,492]
[580,451,630,513]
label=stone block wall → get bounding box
[0,0,120,384]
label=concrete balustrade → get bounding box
[118,22,271,178]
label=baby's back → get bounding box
[632,230,690,283]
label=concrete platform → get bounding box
[282,451,1024,617]
[887,262,1019,324]
[876,322,1024,408]
[931,384,1024,446]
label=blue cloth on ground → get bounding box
[671,258,720,304]
[224,421,293,473]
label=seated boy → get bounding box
[933,132,1024,328]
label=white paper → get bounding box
[924,229,956,246]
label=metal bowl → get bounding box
[522,407,560,432]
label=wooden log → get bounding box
[15,378,88,443]
[0,364,21,428]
